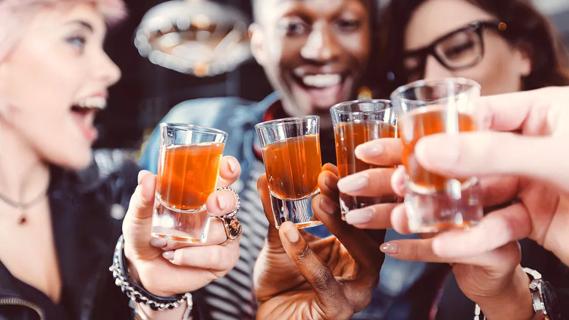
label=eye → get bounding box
[443,40,476,60]
[335,17,362,32]
[66,35,87,52]
[278,17,310,37]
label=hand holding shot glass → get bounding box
[152,123,242,243]
[331,99,398,220]
[255,116,323,229]
[391,78,483,233]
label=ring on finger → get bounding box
[215,186,242,244]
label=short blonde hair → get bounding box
[0,0,126,61]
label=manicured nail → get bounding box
[355,142,383,159]
[337,174,368,193]
[380,242,399,255]
[228,158,238,173]
[416,136,459,168]
[162,251,174,260]
[284,226,299,243]
[150,237,167,248]
[345,208,372,225]
[319,196,337,215]
[217,195,227,210]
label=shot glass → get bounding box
[152,123,227,243]
[331,99,398,220]
[390,78,483,233]
[255,116,323,229]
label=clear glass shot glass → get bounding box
[391,78,483,233]
[255,116,323,229]
[152,123,227,243]
[331,99,399,220]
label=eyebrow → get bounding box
[65,20,95,32]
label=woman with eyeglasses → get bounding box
[360,0,569,318]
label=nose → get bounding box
[423,55,452,81]
[95,51,122,87]
[300,22,340,63]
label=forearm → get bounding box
[476,266,533,320]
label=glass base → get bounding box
[271,190,322,229]
[151,200,211,243]
[405,181,482,233]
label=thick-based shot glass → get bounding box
[255,116,323,229]
[391,78,483,233]
[152,123,227,243]
[331,100,398,220]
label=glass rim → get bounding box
[254,115,319,130]
[390,77,481,104]
[160,122,228,137]
[330,99,393,115]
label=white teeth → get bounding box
[302,74,341,88]
[76,96,107,110]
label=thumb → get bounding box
[415,132,568,190]
[123,171,161,260]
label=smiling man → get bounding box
[139,0,411,319]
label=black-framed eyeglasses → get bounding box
[403,20,508,79]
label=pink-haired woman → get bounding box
[0,1,242,319]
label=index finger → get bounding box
[477,87,562,132]
[355,138,402,166]
[218,156,241,187]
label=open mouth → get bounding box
[70,96,107,142]
[291,70,350,109]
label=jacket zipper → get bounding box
[0,297,44,320]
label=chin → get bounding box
[57,150,93,171]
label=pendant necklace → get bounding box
[0,190,46,225]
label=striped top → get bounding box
[200,160,268,319]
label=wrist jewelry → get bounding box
[109,236,193,312]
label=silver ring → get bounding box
[215,186,242,242]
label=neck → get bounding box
[0,122,50,203]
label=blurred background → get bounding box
[97,0,569,150]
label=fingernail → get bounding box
[217,195,227,210]
[380,242,399,255]
[324,176,336,191]
[228,158,238,173]
[150,237,167,248]
[319,196,337,215]
[416,136,459,168]
[162,251,174,260]
[284,226,299,243]
[345,208,372,225]
[355,142,383,159]
[337,174,368,193]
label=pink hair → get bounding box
[0,0,126,61]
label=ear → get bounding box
[514,43,532,77]
[249,23,267,67]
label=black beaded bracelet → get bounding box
[109,235,193,311]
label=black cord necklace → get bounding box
[0,190,46,225]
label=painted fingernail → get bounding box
[150,237,167,248]
[228,158,238,173]
[320,196,337,215]
[355,142,383,159]
[337,174,368,193]
[162,251,175,260]
[380,242,399,255]
[284,227,300,243]
[217,195,227,210]
[345,208,372,225]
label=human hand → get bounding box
[122,156,242,297]
[407,86,569,266]
[254,164,385,320]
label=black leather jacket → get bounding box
[0,151,138,320]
